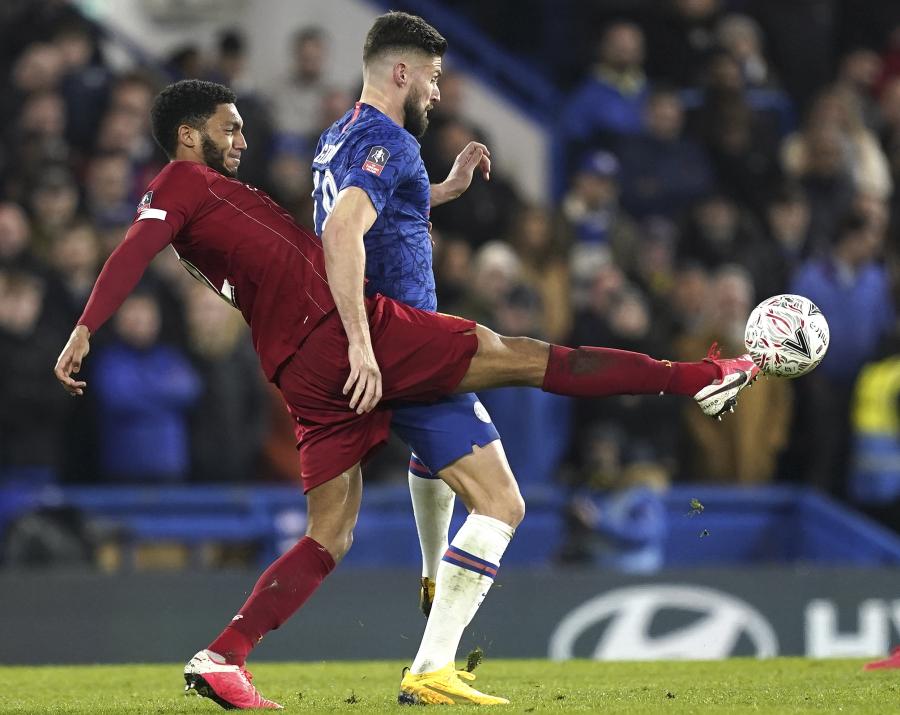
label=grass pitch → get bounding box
[0,658,896,714]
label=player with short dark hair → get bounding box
[312,10,514,705]
[54,78,758,710]
[150,80,237,161]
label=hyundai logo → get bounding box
[549,585,779,660]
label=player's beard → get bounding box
[403,87,429,138]
[201,133,237,178]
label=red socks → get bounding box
[541,345,720,398]
[207,536,335,666]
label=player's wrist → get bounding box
[73,324,92,340]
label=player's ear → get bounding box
[393,61,408,88]
[177,123,198,149]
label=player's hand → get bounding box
[444,141,491,197]
[344,340,382,414]
[54,325,90,396]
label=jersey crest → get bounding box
[363,146,391,175]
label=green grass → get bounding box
[0,658,897,714]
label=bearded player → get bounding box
[311,12,516,702]
[54,78,758,709]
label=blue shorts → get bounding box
[391,393,501,477]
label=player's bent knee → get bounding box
[507,493,526,529]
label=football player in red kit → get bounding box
[54,79,758,709]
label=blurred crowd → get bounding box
[5,0,900,564]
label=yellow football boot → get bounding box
[419,577,436,617]
[398,664,510,706]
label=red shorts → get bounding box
[276,294,478,492]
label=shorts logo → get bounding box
[362,146,390,176]
[473,401,492,424]
[136,191,153,214]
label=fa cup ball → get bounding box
[744,294,829,378]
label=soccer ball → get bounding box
[744,294,829,378]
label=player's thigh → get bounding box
[392,393,499,475]
[456,325,550,393]
[438,440,525,527]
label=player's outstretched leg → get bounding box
[456,327,759,420]
[185,465,361,710]
[408,454,455,616]
[400,442,518,706]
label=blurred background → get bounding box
[4,0,900,664]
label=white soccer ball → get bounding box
[744,294,829,378]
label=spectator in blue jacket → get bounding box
[93,289,201,481]
[787,209,894,495]
[560,21,649,182]
[616,88,713,221]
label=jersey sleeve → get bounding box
[133,161,207,237]
[77,219,173,334]
[339,134,412,215]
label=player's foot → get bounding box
[398,664,509,705]
[419,576,436,617]
[693,343,760,420]
[864,647,900,670]
[184,650,283,710]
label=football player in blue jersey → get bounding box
[312,11,517,705]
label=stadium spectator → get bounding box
[644,0,723,87]
[432,234,472,317]
[93,290,201,482]
[690,77,783,219]
[561,21,649,168]
[11,89,70,194]
[569,283,681,465]
[789,209,894,495]
[561,150,641,274]
[663,261,712,344]
[677,193,775,295]
[47,219,101,318]
[267,135,314,225]
[55,19,110,150]
[849,327,900,517]
[25,166,79,257]
[782,88,892,224]
[205,31,274,189]
[762,185,812,295]
[167,45,204,80]
[559,442,668,573]
[674,265,792,484]
[427,118,519,248]
[84,152,138,226]
[184,283,267,483]
[0,202,36,270]
[835,48,883,131]
[264,26,331,141]
[716,14,777,90]
[0,270,72,485]
[616,87,713,221]
[419,70,475,172]
[456,240,524,329]
[507,204,571,342]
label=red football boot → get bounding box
[864,647,900,670]
[184,650,283,710]
[693,342,761,419]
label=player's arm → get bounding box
[430,141,491,207]
[321,186,382,414]
[54,220,172,395]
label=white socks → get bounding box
[411,513,514,674]
[408,468,456,579]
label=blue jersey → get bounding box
[312,102,436,311]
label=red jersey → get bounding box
[80,161,336,379]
